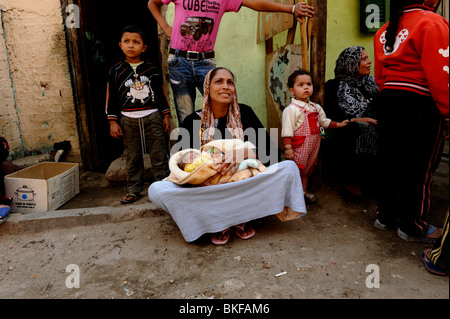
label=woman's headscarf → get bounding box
[334,46,379,155]
[200,68,244,146]
[334,46,379,118]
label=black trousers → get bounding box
[376,89,445,237]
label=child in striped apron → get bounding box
[282,69,348,203]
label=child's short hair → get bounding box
[287,69,312,88]
[120,25,147,44]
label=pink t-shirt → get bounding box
[163,0,243,52]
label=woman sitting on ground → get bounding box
[322,46,380,198]
[148,67,307,244]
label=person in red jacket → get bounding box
[373,0,449,242]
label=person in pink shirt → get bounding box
[148,0,314,124]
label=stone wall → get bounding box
[0,0,80,162]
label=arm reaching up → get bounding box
[242,0,314,23]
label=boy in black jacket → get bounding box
[106,25,171,204]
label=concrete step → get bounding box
[0,202,163,236]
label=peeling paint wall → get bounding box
[0,0,80,162]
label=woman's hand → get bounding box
[215,145,257,176]
[215,154,239,176]
[351,117,378,125]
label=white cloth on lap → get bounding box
[148,160,306,242]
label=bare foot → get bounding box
[425,226,443,239]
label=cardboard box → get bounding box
[5,162,80,213]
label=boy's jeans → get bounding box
[168,54,216,125]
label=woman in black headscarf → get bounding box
[322,46,380,197]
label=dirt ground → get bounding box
[0,155,448,305]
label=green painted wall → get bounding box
[165,1,377,127]
[270,1,376,84]
[325,0,376,80]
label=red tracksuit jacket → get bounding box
[374,5,449,118]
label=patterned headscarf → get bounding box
[334,46,379,118]
[334,46,379,155]
[200,68,244,146]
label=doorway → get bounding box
[62,0,161,171]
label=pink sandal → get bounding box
[234,223,256,240]
[211,228,231,245]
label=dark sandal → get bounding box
[304,192,317,204]
[120,193,141,204]
[420,249,448,276]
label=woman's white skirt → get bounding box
[148,161,306,242]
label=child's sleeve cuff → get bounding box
[328,121,338,129]
[283,137,293,146]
